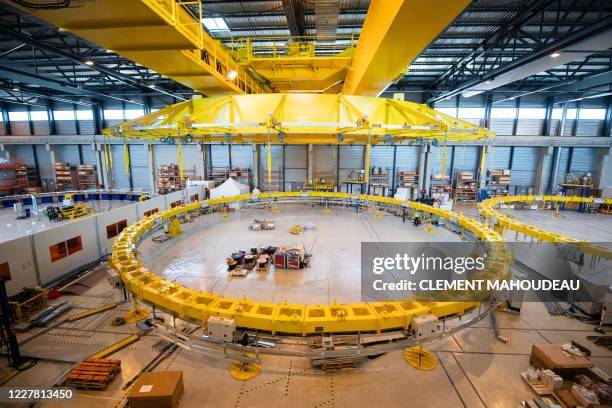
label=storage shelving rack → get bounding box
[209,167,229,186]
[15,163,39,192]
[157,164,193,194]
[54,162,76,191]
[430,175,452,200]
[229,167,251,187]
[486,169,511,198]
[397,171,418,195]
[368,167,390,196]
[77,165,97,190]
[454,171,477,202]
[260,167,282,192]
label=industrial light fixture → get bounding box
[12,86,19,92]
[485,79,492,84]
[148,84,156,89]
[202,17,229,31]
[84,60,94,66]
[550,51,561,58]
[227,70,238,81]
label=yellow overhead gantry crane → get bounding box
[15,0,470,96]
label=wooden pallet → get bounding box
[64,358,121,390]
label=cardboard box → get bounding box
[530,344,593,371]
[128,371,184,408]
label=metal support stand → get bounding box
[0,278,22,368]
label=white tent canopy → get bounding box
[210,177,250,200]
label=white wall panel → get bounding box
[0,236,38,296]
[96,205,138,255]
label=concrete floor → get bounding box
[139,204,462,305]
[5,272,610,408]
[0,200,132,243]
[2,202,611,408]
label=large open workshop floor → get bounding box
[5,270,610,408]
[0,200,132,243]
[3,203,610,408]
[139,204,462,305]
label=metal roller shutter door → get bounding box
[452,146,479,175]
[154,145,177,165]
[429,145,451,178]
[285,145,307,191]
[181,145,203,179]
[489,146,511,169]
[9,145,35,165]
[110,144,130,189]
[338,145,363,184]
[556,147,571,184]
[511,147,538,186]
[210,145,230,168]
[129,144,150,190]
[230,145,253,168]
[80,145,97,166]
[490,119,514,135]
[370,146,393,169]
[570,148,596,173]
[56,120,77,135]
[54,145,81,164]
[314,145,336,173]
[395,146,419,172]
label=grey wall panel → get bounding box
[576,120,603,137]
[557,147,571,183]
[338,145,363,183]
[259,144,283,176]
[370,145,393,168]
[395,146,419,171]
[511,147,538,186]
[56,120,77,135]
[105,119,123,127]
[548,119,560,136]
[0,236,38,297]
[110,144,130,189]
[541,152,553,193]
[78,120,96,134]
[10,122,30,136]
[80,145,97,166]
[33,121,50,136]
[516,119,543,135]
[129,144,150,190]
[34,145,53,185]
[563,120,576,136]
[452,145,479,175]
[490,146,511,169]
[230,145,253,168]
[570,147,597,173]
[0,121,4,136]
[54,145,80,164]
[490,119,514,135]
[9,145,35,164]
[430,145,451,177]
[314,145,336,174]
[210,144,230,168]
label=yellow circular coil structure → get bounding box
[103,93,494,144]
[110,192,508,336]
[479,195,612,260]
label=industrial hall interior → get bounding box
[0,0,611,407]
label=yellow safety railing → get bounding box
[479,195,612,259]
[110,192,511,336]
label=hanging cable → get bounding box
[177,142,184,181]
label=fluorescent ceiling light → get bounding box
[550,51,561,58]
[202,17,229,31]
[84,60,94,66]
[227,70,238,81]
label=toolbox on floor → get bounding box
[127,371,184,408]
